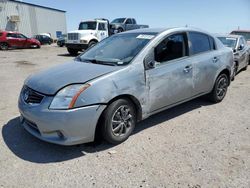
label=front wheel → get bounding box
[88,41,97,49]
[102,99,136,144]
[208,73,229,103]
[67,48,78,56]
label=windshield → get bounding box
[231,32,250,40]
[78,33,156,66]
[78,21,97,30]
[111,18,126,24]
[218,37,237,49]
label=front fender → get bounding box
[73,63,148,118]
[80,35,99,44]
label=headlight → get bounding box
[80,40,87,44]
[50,84,90,109]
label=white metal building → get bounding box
[0,0,67,38]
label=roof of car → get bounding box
[121,27,212,35]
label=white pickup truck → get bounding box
[66,19,109,55]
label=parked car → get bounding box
[57,34,67,47]
[110,18,149,33]
[0,31,40,50]
[19,28,233,145]
[34,34,53,45]
[217,34,249,79]
[231,30,250,45]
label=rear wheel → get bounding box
[208,73,229,103]
[102,99,136,144]
[0,43,9,50]
[67,48,78,56]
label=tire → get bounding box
[208,73,229,103]
[67,48,78,56]
[102,99,136,144]
[117,28,123,33]
[0,43,9,50]
[88,41,97,49]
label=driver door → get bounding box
[146,32,194,113]
[97,23,108,41]
[16,34,28,48]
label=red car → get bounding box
[0,31,41,50]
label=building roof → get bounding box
[8,0,66,13]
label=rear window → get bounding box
[189,32,212,55]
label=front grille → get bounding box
[68,33,79,40]
[22,86,44,104]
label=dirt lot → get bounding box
[0,45,249,188]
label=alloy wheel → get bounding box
[216,76,228,100]
[111,105,133,137]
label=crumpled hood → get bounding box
[25,61,121,95]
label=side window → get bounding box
[155,33,187,63]
[239,38,245,50]
[16,34,26,39]
[125,19,132,24]
[189,32,211,55]
[132,19,136,24]
[98,23,106,31]
[209,36,216,50]
[0,33,3,37]
[7,33,17,38]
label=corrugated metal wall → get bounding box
[0,0,67,38]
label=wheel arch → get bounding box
[94,94,142,142]
[218,68,231,86]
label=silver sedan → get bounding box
[19,27,234,145]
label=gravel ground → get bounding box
[0,45,249,188]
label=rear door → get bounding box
[146,32,194,113]
[187,32,219,94]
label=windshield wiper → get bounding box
[80,58,116,66]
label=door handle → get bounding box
[183,65,193,73]
[213,57,219,63]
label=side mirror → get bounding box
[238,44,244,50]
[144,49,155,70]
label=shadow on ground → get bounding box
[2,97,212,164]
[57,53,79,57]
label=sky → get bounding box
[23,0,250,34]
